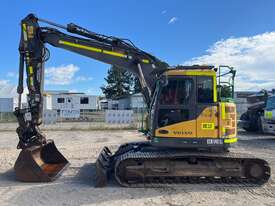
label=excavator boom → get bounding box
[14,13,167,182]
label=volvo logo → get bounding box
[173,131,192,135]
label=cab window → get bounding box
[159,78,193,105]
[197,76,213,103]
[158,78,193,128]
[266,96,275,110]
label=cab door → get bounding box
[196,76,219,138]
[155,76,197,138]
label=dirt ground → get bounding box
[1,127,275,206]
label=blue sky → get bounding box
[1,0,275,96]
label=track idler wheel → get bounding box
[14,140,69,182]
[245,160,270,184]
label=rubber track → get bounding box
[114,150,271,187]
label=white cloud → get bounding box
[0,80,15,98]
[45,64,93,85]
[168,17,178,24]
[184,32,275,91]
[0,83,17,98]
[45,64,79,85]
[0,80,10,87]
[75,76,93,82]
[0,64,93,99]
[0,79,28,103]
[161,10,167,15]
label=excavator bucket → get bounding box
[14,140,69,182]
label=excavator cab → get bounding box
[150,66,237,150]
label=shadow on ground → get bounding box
[238,130,274,137]
[0,168,16,184]
[238,137,275,150]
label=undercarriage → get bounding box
[95,142,270,187]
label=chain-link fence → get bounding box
[0,112,16,123]
[0,110,147,131]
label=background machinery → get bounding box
[14,14,270,186]
[239,90,275,134]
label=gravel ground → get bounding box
[0,127,275,206]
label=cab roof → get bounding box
[164,65,217,76]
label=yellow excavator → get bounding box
[14,13,270,187]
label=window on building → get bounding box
[57,98,65,103]
[197,76,213,103]
[80,97,89,104]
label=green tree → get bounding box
[101,66,134,99]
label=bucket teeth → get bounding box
[14,140,69,182]
[95,147,113,187]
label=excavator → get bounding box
[14,13,270,187]
[239,90,275,134]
